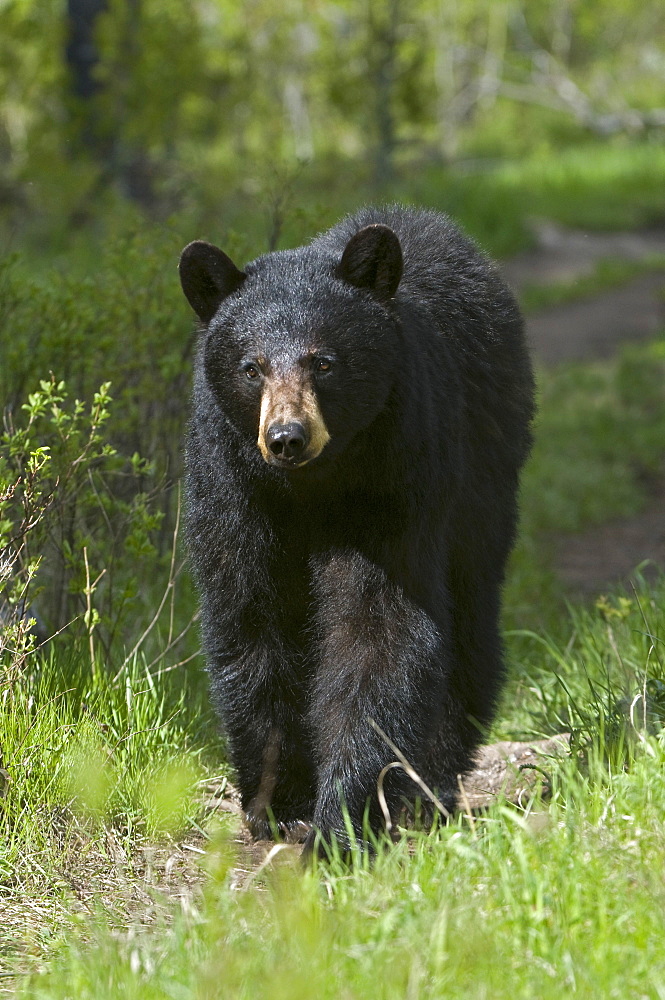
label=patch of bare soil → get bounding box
[554,481,665,597]
[195,735,572,879]
[460,734,571,811]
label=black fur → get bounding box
[181,206,535,854]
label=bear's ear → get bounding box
[179,241,246,324]
[337,224,403,300]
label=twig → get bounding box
[151,647,202,677]
[240,843,293,890]
[167,486,182,650]
[83,546,105,671]
[112,491,186,680]
[368,717,451,820]
[145,613,199,673]
[376,760,403,837]
[112,560,187,681]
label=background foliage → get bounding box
[1,0,665,241]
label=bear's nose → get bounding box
[266,422,308,461]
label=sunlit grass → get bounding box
[0,650,217,876]
[14,721,665,999]
[4,551,665,997]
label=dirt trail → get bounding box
[522,270,665,365]
[500,222,665,366]
[500,223,665,595]
[501,223,665,292]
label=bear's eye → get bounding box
[315,358,332,373]
[244,364,260,380]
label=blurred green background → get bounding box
[2,0,665,254]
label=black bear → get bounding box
[179,206,534,855]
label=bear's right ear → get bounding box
[179,241,246,324]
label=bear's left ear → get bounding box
[337,224,403,301]
[179,241,247,324]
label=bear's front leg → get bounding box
[205,634,318,840]
[306,550,450,855]
[188,449,317,840]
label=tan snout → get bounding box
[258,377,330,467]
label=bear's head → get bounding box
[179,225,403,470]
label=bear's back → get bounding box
[311,205,492,294]
[310,205,521,351]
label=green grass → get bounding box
[0,651,221,958]
[504,579,665,738]
[24,770,665,999]
[10,591,665,999]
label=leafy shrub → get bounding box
[0,229,192,504]
[0,377,176,673]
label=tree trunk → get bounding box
[65,0,108,154]
[369,0,400,188]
